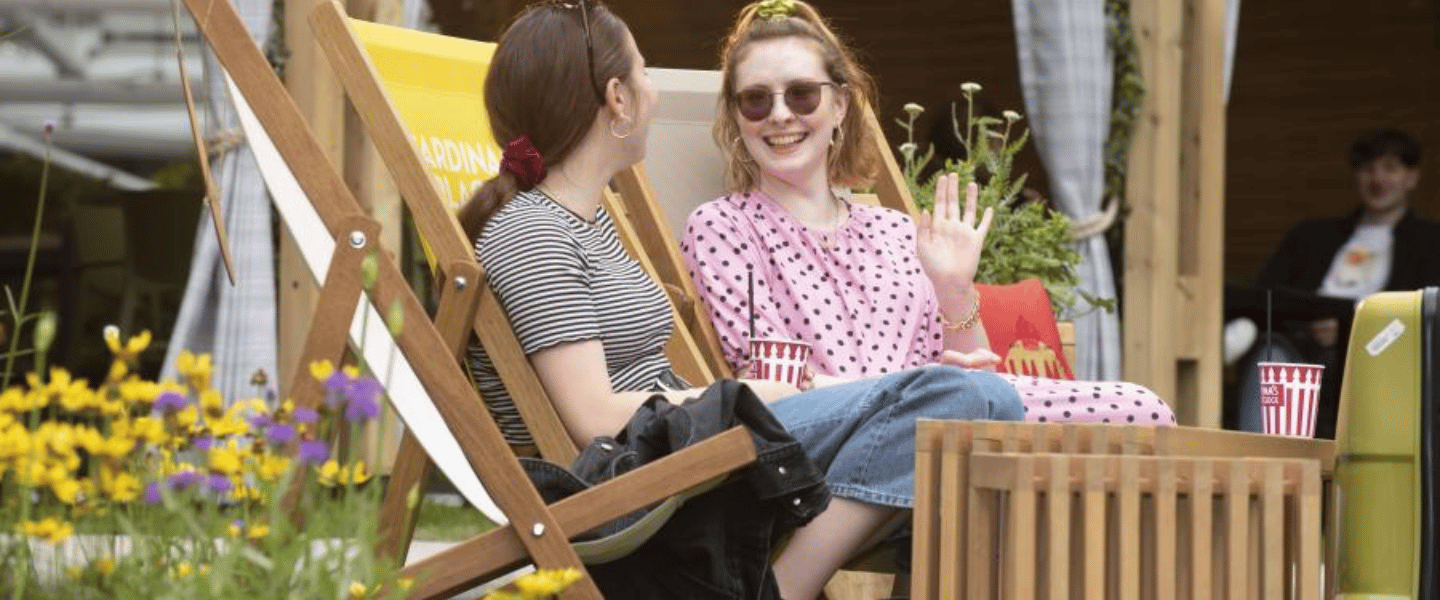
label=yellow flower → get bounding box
[103,327,151,362]
[176,351,214,390]
[342,365,361,379]
[174,406,200,429]
[255,453,292,482]
[107,359,129,382]
[309,359,335,382]
[398,579,414,590]
[514,568,583,598]
[209,444,244,476]
[50,477,81,504]
[246,523,271,539]
[349,582,369,599]
[200,388,224,416]
[118,378,162,407]
[100,465,141,502]
[316,460,372,487]
[19,517,73,544]
[66,565,85,579]
[172,561,193,578]
[93,556,117,576]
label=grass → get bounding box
[412,498,495,541]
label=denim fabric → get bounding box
[768,365,1025,508]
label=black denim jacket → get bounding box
[521,379,829,600]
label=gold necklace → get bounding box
[815,199,845,251]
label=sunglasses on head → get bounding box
[734,81,837,122]
[551,0,605,101]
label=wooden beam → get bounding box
[1123,0,1184,409]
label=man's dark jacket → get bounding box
[522,379,830,600]
[1258,208,1440,293]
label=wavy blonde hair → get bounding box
[713,0,880,193]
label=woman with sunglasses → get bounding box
[681,0,1174,434]
[458,2,1022,599]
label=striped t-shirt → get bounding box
[466,190,683,445]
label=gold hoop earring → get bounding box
[609,116,634,139]
[732,136,755,163]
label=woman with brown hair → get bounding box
[458,2,1022,599]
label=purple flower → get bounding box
[144,483,163,504]
[298,440,329,464]
[207,474,233,493]
[344,395,380,423]
[193,437,214,452]
[348,376,383,407]
[167,471,203,490]
[265,424,295,444]
[324,371,352,407]
[248,413,273,429]
[154,391,190,414]
[292,407,319,424]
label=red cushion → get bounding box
[975,279,1074,380]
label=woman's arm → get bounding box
[530,339,801,447]
[916,173,994,355]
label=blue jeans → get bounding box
[767,365,1024,508]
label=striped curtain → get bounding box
[161,0,276,400]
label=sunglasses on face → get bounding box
[734,81,837,122]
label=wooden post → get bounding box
[1124,0,1226,427]
[279,0,348,393]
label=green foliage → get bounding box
[896,85,1110,316]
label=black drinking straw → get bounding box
[1265,288,1273,361]
[747,267,756,340]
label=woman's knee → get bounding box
[910,365,1024,421]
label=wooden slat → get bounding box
[1046,454,1069,600]
[1008,454,1037,600]
[1262,460,1283,599]
[473,288,578,464]
[1190,459,1213,600]
[860,102,919,220]
[937,425,966,600]
[402,427,757,599]
[911,421,940,600]
[968,435,997,599]
[1227,461,1247,600]
[1155,456,1177,600]
[1083,455,1105,600]
[1299,460,1321,600]
[1118,455,1140,600]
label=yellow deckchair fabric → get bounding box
[353,21,499,210]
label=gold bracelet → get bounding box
[938,291,982,331]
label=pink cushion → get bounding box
[976,279,1074,380]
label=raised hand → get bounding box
[916,173,994,291]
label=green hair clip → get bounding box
[756,0,796,20]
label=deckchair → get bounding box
[181,1,759,599]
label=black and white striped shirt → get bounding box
[466,190,682,445]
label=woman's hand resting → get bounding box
[916,173,994,292]
[938,348,1001,371]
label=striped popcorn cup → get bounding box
[748,338,812,388]
[1258,362,1325,437]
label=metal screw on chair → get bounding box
[531,523,546,537]
[791,497,802,506]
[348,231,367,248]
[776,466,787,476]
[454,276,468,291]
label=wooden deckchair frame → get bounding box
[183,1,759,599]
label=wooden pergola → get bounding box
[272,0,1229,434]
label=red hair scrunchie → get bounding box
[499,134,547,190]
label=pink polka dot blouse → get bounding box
[680,191,1176,426]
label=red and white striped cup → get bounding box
[1258,362,1325,438]
[748,338,812,388]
